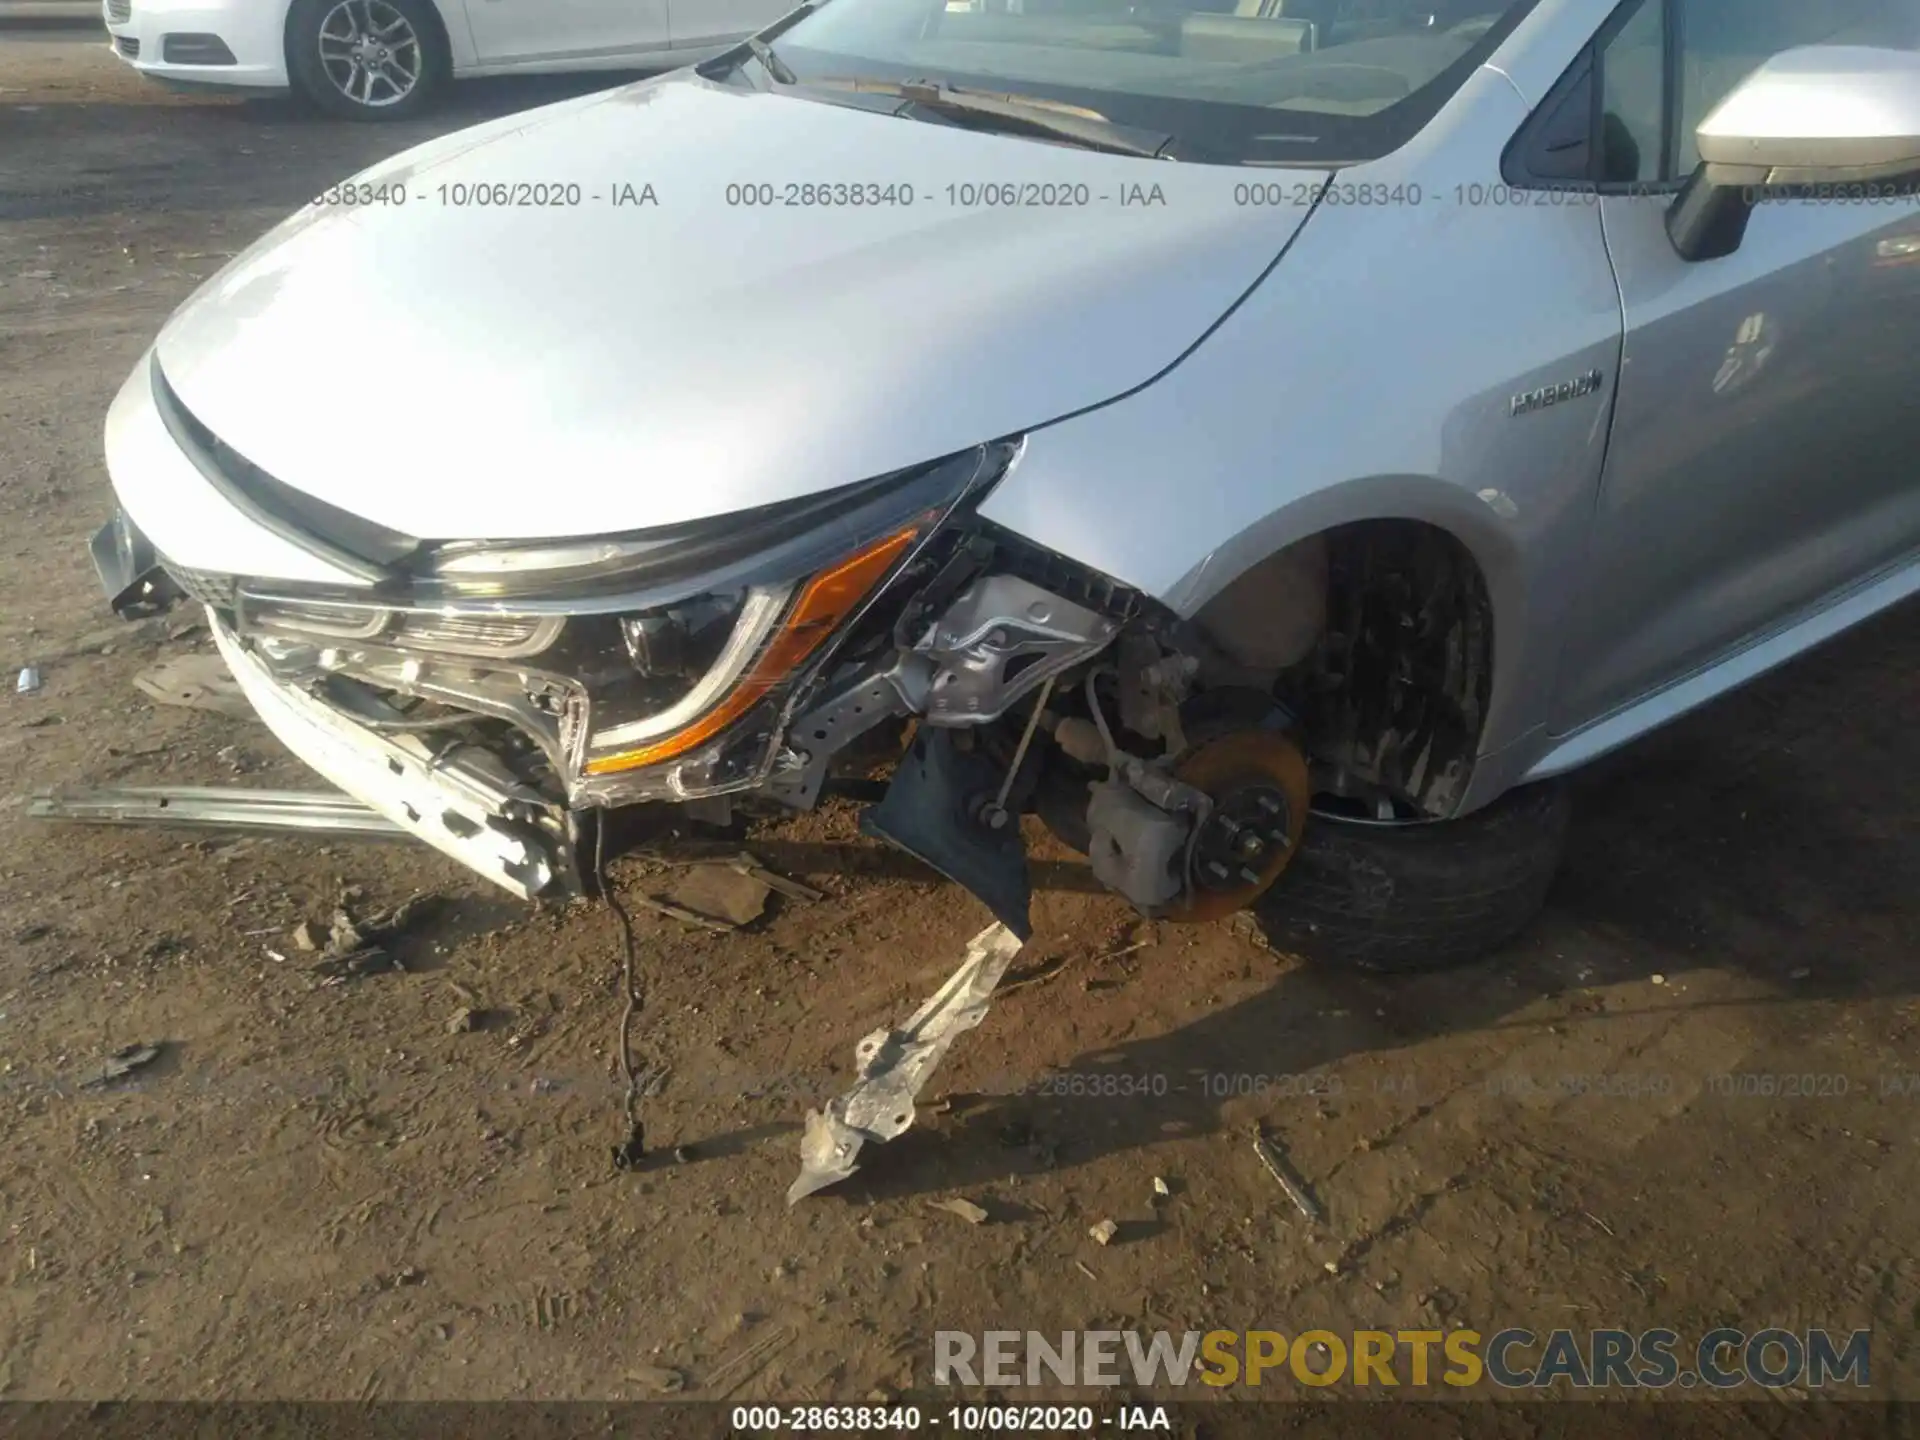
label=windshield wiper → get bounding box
[810,78,1180,159]
[697,4,813,87]
[744,36,797,85]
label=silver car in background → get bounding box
[90,0,1920,971]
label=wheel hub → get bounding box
[1165,728,1311,922]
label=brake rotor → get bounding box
[1166,727,1311,922]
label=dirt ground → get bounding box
[2,32,1919,1410]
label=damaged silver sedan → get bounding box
[87,0,1920,971]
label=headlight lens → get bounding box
[240,595,565,659]
[579,522,920,776]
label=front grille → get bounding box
[114,34,140,58]
[164,562,237,611]
[105,0,131,22]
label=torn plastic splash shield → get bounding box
[789,921,1025,1203]
[861,726,1034,939]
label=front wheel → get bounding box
[1252,780,1571,973]
[287,0,448,121]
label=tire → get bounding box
[287,0,448,121]
[1252,780,1571,973]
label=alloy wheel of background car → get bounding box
[289,0,448,120]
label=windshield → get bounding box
[766,0,1540,165]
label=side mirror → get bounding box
[1666,45,1920,262]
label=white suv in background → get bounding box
[102,0,793,118]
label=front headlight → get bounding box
[576,523,920,778]
[231,443,1019,802]
[563,443,1021,791]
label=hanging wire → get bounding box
[596,809,648,1169]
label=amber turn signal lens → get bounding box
[583,523,923,776]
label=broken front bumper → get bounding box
[208,618,570,899]
[84,479,1134,927]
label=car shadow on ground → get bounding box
[778,598,1920,1203]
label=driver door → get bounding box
[1554,0,1920,734]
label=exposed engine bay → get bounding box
[90,424,1489,937]
[86,430,1495,1195]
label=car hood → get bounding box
[153,72,1322,542]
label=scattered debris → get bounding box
[928,1197,990,1226]
[1788,967,1810,981]
[731,854,825,903]
[625,1364,686,1394]
[1651,974,1667,986]
[307,894,439,985]
[132,654,253,718]
[1152,1176,1172,1200]
[656,864,772,929]
[313,949,400,984]
[1089,1219,1120,1246]
[999,952,1074,997]
[290,921,320,953]
[329,909,367,954]
[626,890,741,934]
[788,922,1025,1203]
[633,846,824,903]
[16,666,42,696]
[362,893,437,935]
[79,1042,165,1090]
[705,1323,795,1398]
[626,850,824,931]
[1074,1260,1099,1281]
[445,1008,479,1035]
[1251,1124,1324,1223]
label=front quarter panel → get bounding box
[977,67,1624,799]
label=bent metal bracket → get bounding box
[789,921,1026,1203]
